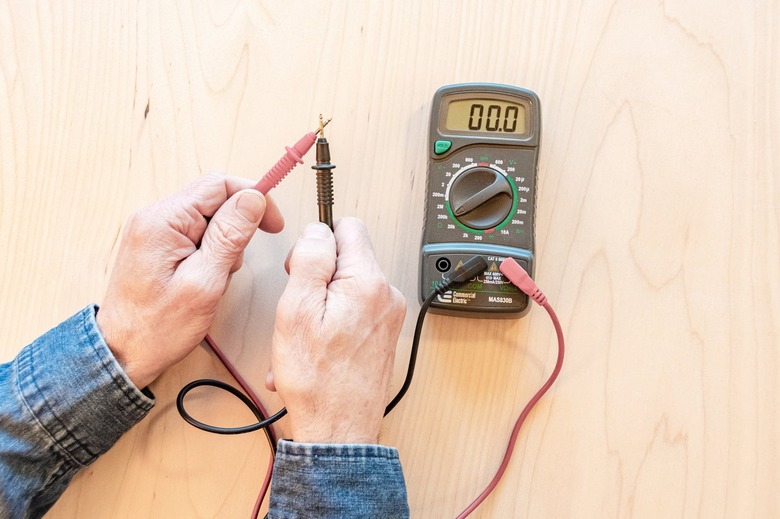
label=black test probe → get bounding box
[312,115,335,229]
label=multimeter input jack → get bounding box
[435,257,451,273]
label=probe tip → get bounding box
[316,114,333,136]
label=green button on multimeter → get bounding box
[434,140,452,155]
[419,83,541,318]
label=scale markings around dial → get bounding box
[444,162,518,233]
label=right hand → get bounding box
[266,218,406,444]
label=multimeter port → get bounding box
[435,257,451,273]
[419,83,541,319]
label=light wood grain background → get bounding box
[1,1,777,518]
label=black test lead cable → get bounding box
[384,255,488,416]
[312,114,335,229]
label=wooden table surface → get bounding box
[1,2,777,518]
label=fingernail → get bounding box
[302,222,332,239]
[236,191,265,223]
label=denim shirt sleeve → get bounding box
[269,440,410,518]
[0,305,154,518]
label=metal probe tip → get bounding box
[316,114,333,136]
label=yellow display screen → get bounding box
[445,99,526,134]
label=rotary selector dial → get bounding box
[447,165,514,230]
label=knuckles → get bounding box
[175,268,223,306]
[124,207,156,245]
[346,274,407,326]
[387,285,407,320]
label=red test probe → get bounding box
[253,119,331,195]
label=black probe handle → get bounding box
[312,137,335,229]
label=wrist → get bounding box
[95,306,158,389]
[290,418,381,445]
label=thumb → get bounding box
[198,189,266,275]
[276,223,336,323]
[286,222,336,291]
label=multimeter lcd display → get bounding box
[445,99,526,134]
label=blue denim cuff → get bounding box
[15,305,154,467]
[269,439,409,518]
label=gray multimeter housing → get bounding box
[419,83,541,318]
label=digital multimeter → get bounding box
[420,83,541,318]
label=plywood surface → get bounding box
[0,1,777,517]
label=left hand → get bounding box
[97,173,284,388]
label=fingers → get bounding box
[179,189,267,290]
[331,217,383,279]
[179,172,254,217]
[229,251,245,274]
[282,218,379,278]
[258,195,284,234]
[265,371,276,392]
[198,173,284,234]
[275,222,337,340]
[282,223,337,304]
[165,173,285,244]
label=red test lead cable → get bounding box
[456,257,565,518]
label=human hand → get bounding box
[266,218,406,444]
[97,173,284,389]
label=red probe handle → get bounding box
[499,257,547,306]
[253,131,318,195]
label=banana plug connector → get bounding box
[312,136,335,229]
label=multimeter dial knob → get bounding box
[448,167,514,230]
